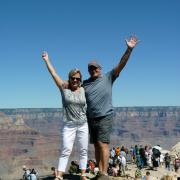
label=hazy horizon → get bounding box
[1,105,180,110]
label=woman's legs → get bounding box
[77,122,89,179]
[57,124,77,178]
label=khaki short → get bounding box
[88,114,113,144]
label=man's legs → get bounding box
[89,114,113,180]
[94,141,109,174]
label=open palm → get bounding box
[126,35,139,48]
[42,51,49,61]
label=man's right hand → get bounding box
[126,35,139,49]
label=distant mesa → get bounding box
[10,116,36,132]
[15,116,25,126]
[0,113,38,133]
[0,112,13,129]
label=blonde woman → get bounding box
[42,52,88,180]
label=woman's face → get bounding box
[69,72,81,90]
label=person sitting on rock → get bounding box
[142,171,151,180]
[51,167,58,177]
[22,165,31,180]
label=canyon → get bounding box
[0,107,179,179]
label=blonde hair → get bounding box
[68,68,82,82]
[68,68,82,89]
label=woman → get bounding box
[42,52,88,180]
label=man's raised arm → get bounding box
[114,35,139,76]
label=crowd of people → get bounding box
[108,145,180,176]
[65,145,180,178]
[21,144,179,179]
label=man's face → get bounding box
[88,66,101,79]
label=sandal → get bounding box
[54,176,63,180]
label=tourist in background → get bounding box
[164,153,171,171]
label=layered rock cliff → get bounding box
[0,107,179,179]
[111,107,180,148]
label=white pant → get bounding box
[58,122,89,172]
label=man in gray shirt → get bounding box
[83,35,139,180]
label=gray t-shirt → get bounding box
[60,87,87,124]
[83,69,118,118]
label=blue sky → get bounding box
[0,0,180,108]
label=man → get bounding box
[83,35,139,180]
[164,153,171,171]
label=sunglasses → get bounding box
[88,66,99,71]
[71,77,81,81]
